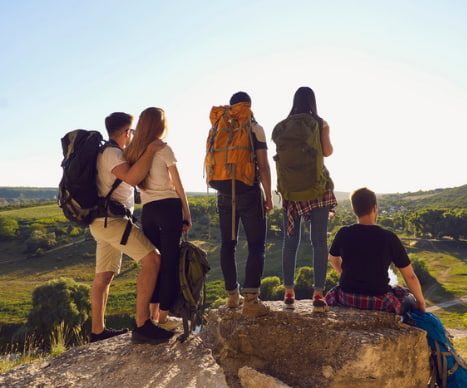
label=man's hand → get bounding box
[414,299,426,312]
[147,139,166,153]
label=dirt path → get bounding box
[426,295,467,339]
[426,296,467,312]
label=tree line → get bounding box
[1,196,466,257]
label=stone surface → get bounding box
[238,366,292,388]
[200,300,432,388]
[1,301,432,388]
[0,332,227,388]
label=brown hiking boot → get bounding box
[242,293,270,317]
[227,287,244,308]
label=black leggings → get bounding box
[142,198,182,310]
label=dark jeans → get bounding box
[142,198,182,311]
[218,187,266,293]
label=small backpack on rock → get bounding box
[170,238,210,342]
[403,310,467,388]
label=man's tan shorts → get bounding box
[89,218,156,274]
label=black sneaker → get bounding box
[90,328,129,343]
[131,319,174,344]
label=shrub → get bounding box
[13,278,90,351]
[260,276,284,300]
[0,217,19,239]
[409,254,433,286]
[22,231,57,253]
[295,266,314,299]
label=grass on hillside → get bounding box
[1,233,467,372]
[1,205,467,363]
[0,204,66,222]
[2,234,466,321]
[406,240,467,305]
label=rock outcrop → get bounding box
[0,301,431,387]
[201,300,431,387]
[0,333,227,387]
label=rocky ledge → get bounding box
[0,300,431,388]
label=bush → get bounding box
[69,227,82,237]
[0,217,19,239]
[22,231,57,253]
[325,270,340,292]
[13,278,90,351]
[294,267,314,299]
[28,223,47,234]
[409,254,433,286]
[260,276,284,300]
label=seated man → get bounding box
[325,187,426,314]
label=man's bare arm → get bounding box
[399,264,426,312]
[329,254,342,275]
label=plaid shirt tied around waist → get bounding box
[283,190,337,238]
[324,285,410,315]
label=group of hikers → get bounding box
[87,86,426,346]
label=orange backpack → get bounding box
[205,102,256,190]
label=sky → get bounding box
[1,0,467,195]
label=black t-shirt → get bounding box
[210,121,267,195]
[329,224,411,295]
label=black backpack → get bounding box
[58,129,133,243]
[170,238,210,342]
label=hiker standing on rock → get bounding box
[89,112,174,344]
[325,187,426,314]
[272,86,337,312]
[125,107,192,331]
[205,91,272,317]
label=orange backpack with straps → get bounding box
[205,102,256,190]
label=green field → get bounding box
[1,228,466,323]
[1,200,467,360]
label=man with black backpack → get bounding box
[89,112,174,344]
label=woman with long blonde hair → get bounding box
[125,107,191,330]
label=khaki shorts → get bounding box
[90,218,156,274]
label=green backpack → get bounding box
[272,113,332,201]
[170,239,210,342]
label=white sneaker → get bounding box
[157,318,182,331]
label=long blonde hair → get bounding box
[124,107,167,190]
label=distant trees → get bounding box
[407,208,467,240]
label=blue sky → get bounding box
[1,0,466,194]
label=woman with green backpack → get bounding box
[272,86,337,312]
